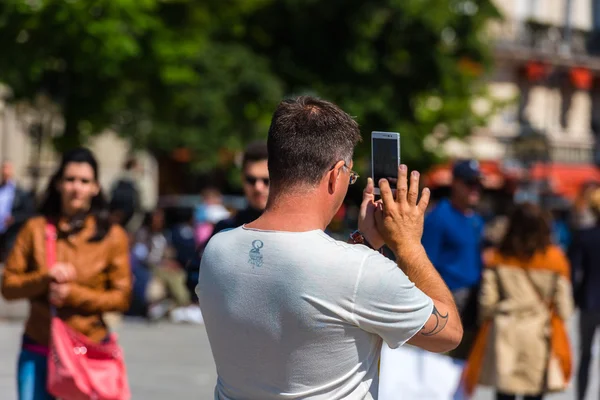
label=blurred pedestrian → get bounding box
[167,208,203,322]
[465,203,573,400]
[570,187,600,400]
[0,160,35,261]
[210,141,269,236]
[134,208,201,323]
[194,187,230,247]
[1,147,131,400]
[421,159,485,358]
[109,157,142,233]
[199,96,462,399]
[169,208,197,269]
[551,207,571,252]
[572,181,600,230]
[129,211,169,319]
[127,246,166,318]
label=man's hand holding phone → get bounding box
[357,177,385,250]
[374,164,430,258]
[372,164,463,353]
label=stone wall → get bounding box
[0,104,159,210]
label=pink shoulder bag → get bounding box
[45,223,131,400]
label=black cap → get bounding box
[452,160,482,183]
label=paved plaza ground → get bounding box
[0,301,597,399]
[0,318,217,400]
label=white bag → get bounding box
[379,344,466,400]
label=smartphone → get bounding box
[371,131,400,195]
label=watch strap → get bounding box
[350,230,381,251]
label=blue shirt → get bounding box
[552,220,571,252]
[421,199,484,291]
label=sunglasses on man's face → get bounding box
[463,180,482,189]
[245,175,270,187]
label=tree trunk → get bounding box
[52,117,83,153]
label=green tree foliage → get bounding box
[0,0,499,172]
[239,0,500,170]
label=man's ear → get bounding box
[328,160,344,194]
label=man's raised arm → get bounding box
[374,166,462,353]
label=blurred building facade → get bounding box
[0,100,158,210]
[438,0,600,201]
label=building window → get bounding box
[516,0,539,21]
[594,0,600,31]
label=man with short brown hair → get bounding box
[199,96,462,399]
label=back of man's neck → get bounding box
[247,197,327,232]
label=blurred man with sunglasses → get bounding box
[421,159,485,359]
[198,96,462,399]
[191,143,269,299]
[211,141,270,236]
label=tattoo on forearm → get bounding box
[421,305,449,336]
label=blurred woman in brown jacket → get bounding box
[1,148,131,400]
[464,203,573,400]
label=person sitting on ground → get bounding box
[167,208,204,318]
[133,208,202,324]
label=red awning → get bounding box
[423,161,507,190]
[424,161,600,199]
[530,163,600,200]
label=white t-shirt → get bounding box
[198,226,433,400]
